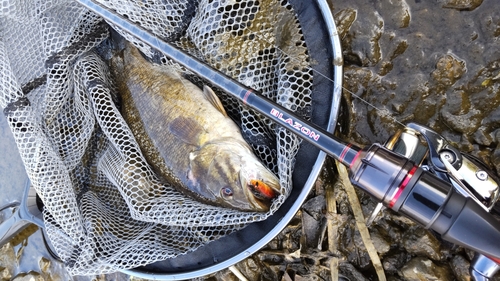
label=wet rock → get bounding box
[213,270,239,281]
[339,262,369,281]
[372,215,406,246]
[271,212,302,253]
[369,230,391,256]
[289,273,323,281]
[0,266,11,281]
[383,252,411,275]
[284,0,500,280]
[234,257,262,281]
[400,257,453,281]
[379,40,409,76]
[340,228,372,270]
[492,143,500,176]
[333,9,357,41]
[301,210,320,249]
[473,126,494,146]
[375,0,411,28]
[332,181,353,216]
[343,67,374,99]
[387,277,405,281]
[481,109,500,144]
[343,8,384,66]
[260,263,280,281]
[388,213,418,230]
[442,90,471,116]
[440,108,482,135]
[302,196,325,221]
[258,251,285,265]
[467,61,500,115]
[402,227,442,261]
[431,55,466,90]
[284,263,313,277]
[450,255,471,281]
[302,196,327,249]
[456,136,476,154]
[441,0,483,11]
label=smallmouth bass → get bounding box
[111,45,280,212]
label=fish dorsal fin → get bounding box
[202,85,228,117]
[169,116,207,146]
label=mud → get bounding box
[200,0,500,280]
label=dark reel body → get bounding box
[369,123,500,281]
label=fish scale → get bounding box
[111,44,281,212]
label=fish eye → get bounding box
[221,186,233,197]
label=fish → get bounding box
[110,44,281,212]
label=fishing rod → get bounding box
[76,0,500,278]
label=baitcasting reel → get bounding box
[376,123,500,281]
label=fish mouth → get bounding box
[243,175,281,212]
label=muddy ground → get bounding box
[199,0,500,280]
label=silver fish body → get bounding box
[111,45,280,212]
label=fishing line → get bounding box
[105,0,407,130]
[249,32,407,129]
[76,0,388,164]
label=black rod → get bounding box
[76,0,360,166]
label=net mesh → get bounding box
[0,0,313,275]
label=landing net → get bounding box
[0,0,312,274]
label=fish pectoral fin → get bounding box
[169,116,206,146]
[202,85,228,117]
